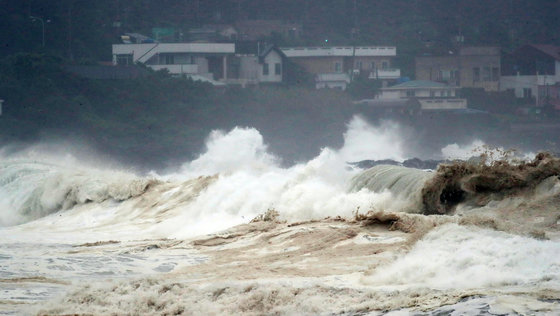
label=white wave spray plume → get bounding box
[0,116,407,241]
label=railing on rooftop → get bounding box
[368,68,401,79]
[281,46,396,57]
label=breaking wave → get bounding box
[350,152,560,215]
[0,159,156,226]
[2,115,560,315]
[0,116,404,237]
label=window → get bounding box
[406,90,415,97]
[439,70,452,81]
[483,67,491,81]
[263,63,269,75]
[473,67,480,82]
[491,67,499,81]
[164,54,174,65]
[370,62,375,70]
[116,54,133,65]
[539,86,547,98]
[355,61,362,69]
[334,62,341,72]
[453,70,460,85]
[275,63,281,75]
[523,88,532,99]
[288,29,296,39]
[430,91,435,97]
[382,61,388,69]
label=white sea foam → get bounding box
[2,116,560,315]
[441,139,487,160]
[441,139,536,162]
[364,223,560,290]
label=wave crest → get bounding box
[351,152,560,215]
[0,160,156,226]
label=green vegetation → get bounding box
[0,53,354,167]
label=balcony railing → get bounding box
[281,46,396,57]
[368,68,401,79]
[418,98,467,110]
[315,73,351,83]
[148,64,198,75]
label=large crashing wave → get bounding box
[0,116,405,235]
[0,160,156,226]
[350,152,560,214]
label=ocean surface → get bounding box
[1,116,559,315]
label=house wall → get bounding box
[419,99,467,110]
[316,81,347,90]
[174,54,192,64]
[378,90,401,99]
[233,52,284,84]
[353,57,392,71]
[259,50,283,83]
[502,45,557,76]
[460,54,500,91]
[500,74,558,102]
[538,85,560,109]
[379,88,456,99]
[238,56,260,81]
[416,56,459,84]
[415,50,500,91]
[290,57,345,74]
[194,56,209,74]
[113,43,235,63]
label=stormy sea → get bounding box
[1,116,559,315]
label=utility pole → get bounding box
[29,16,49,47]
[67,2,74,61]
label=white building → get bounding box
[377,80,467,110]
[500,44,560,104]
[225,44,287,86]
[112,42,235,84]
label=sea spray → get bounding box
[2,117,560,315]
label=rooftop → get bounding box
[529,44,560,61]
[281,46,396,57]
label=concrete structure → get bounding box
[377,80,467,110]
[315,73,351,90]
[416,47,501,91]
[537,83,560,110]
[112,42,235,83]
[281,46,399,90]
[500,44,560,105]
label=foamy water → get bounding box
[1,116,559,315]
